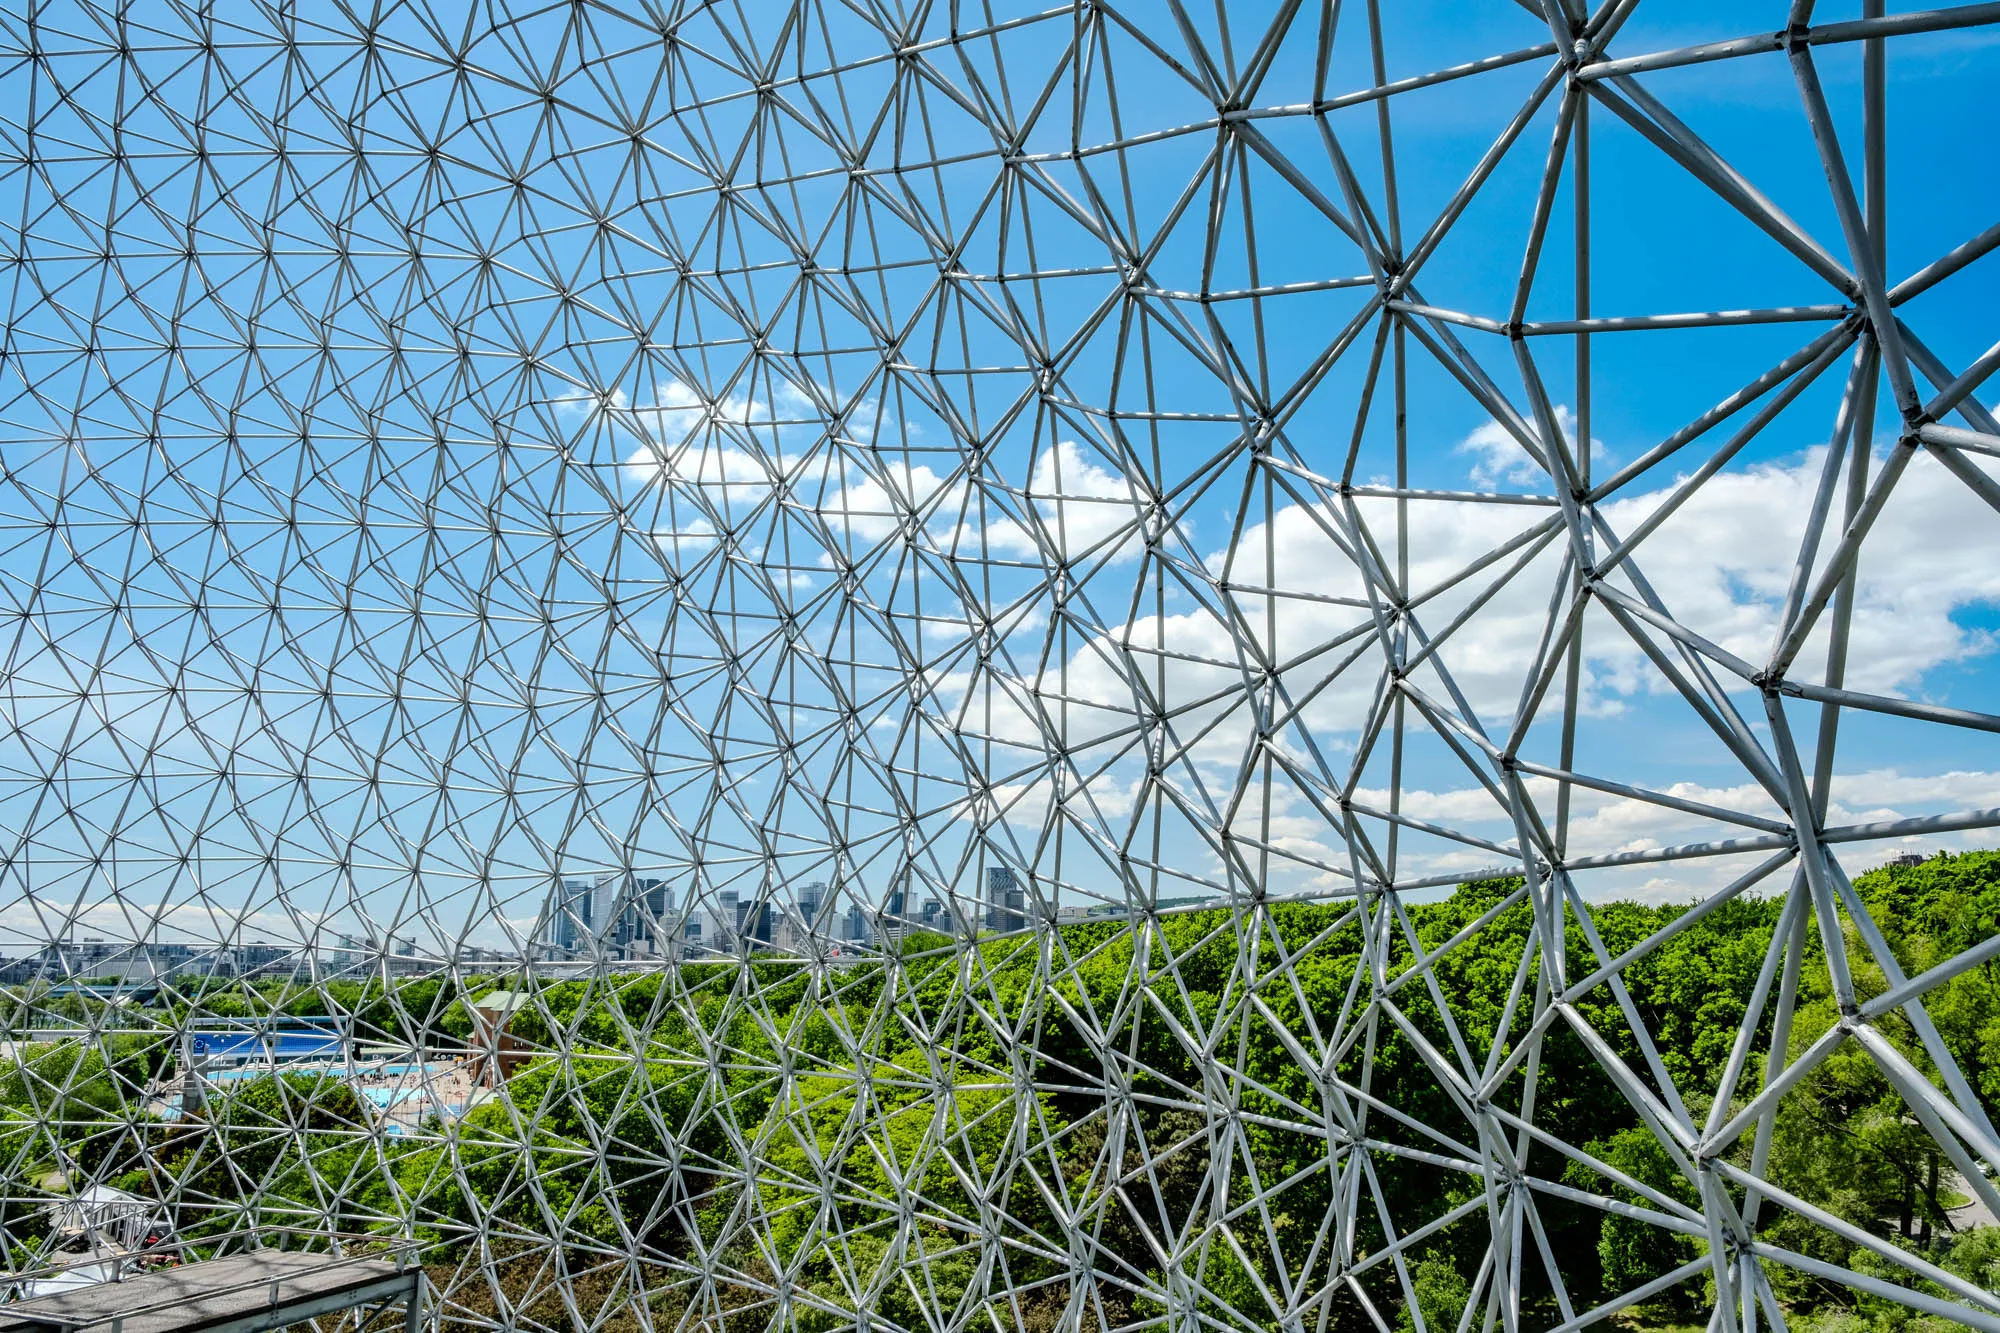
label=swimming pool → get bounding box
[189,1032,342,1062]
[205,1066,342,1082]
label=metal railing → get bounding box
[2,1226,424,1299]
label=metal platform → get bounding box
[0,1251,422,1333]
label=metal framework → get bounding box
[0,2,1997,1331]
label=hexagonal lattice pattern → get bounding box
[3,3,2000,1331]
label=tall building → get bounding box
[738,898,774,948]
[986,866,1026,932]
[770,881,851,952]
[543,875,678,958]
[872,887,910,949]
[329,935,365,975]
[798,881,827,928]
[644,878,673,918]
[545,877,598,953]
[600,875,673,956]
[716,890,740,951]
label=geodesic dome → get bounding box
[2,2,1999,1331]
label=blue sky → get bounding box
[0,1,1995,952]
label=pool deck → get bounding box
[143,1060,481,1131]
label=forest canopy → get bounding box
[6,851,2000,1333]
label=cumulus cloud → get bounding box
[1042,760,1993,906]
[961,756,1997,905]
[1612,446,2000,691]
[1457,404,1596,489]
[1378,764,2000,903]
[620,378,1155,574]
[915,419,2000,914]
[1016,437,2000,768]
[816,459,967,546]
[974,440,1150,563]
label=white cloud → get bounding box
[619,378,817,494]
[1351,766,2000,901]
[903,425,2000,904]
[651,518,718,559]
[1615,446,2000,691]
[1458,405,1565,489]
[975,440,1150,563]
[981,769,1144,831]
[1030,439,2000,766]
[815,459,967,546]
[607,394,2000,905]
[621,379,1152,573]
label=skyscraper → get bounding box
[643,880,673,918]
[543,875,678,959]
[873,886,910,950]
[717,890,740,950]
[985,866,1025,933]
[545,877,598,953]
[602,875,673,956]
[744,900,773,948]
[798,881,827,928]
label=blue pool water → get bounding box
[191,1032,341,1061]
